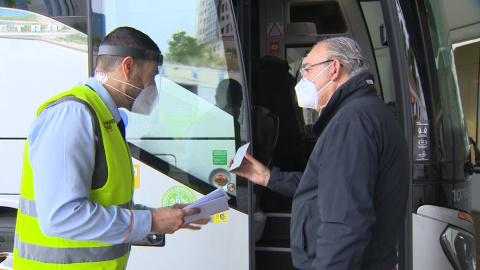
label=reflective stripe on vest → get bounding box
[14,233,129,264]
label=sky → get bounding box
[95,0,199,53]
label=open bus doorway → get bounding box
[247,0,477,269]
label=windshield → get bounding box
[422,0,470,163]
[97,0,248,205]
[1,0,248,210]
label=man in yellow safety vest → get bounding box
[14,26,209,269]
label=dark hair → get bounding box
[96,26,160,72]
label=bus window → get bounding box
[361,0,431,177]
[360,0,429,125]
[97,0,248,203]
[0,7,88,139]
[0,0,248,208]
[421,0,470,163]
[0,0,89,35]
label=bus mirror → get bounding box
[467,137,480,174]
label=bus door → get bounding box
[92,1,251,269]
[249,0,383,269]
[241,0,475,269]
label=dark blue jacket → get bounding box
[267,72,409,270]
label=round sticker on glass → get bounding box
[161,186,197,206]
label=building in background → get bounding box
[196,0,234,56]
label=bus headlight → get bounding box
[440,226,476,270]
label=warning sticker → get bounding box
[227,182,236,192]
[267,22,283,38]
[269,41,280,54]
[161,186,197,206]
[414,120,429,161]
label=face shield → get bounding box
[97,45,163,115]
[97,44,163,86]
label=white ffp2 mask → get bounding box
[94,72,159,115]
[130,84,159,115]
[294,62,333,110]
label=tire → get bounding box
[0,214,16,252]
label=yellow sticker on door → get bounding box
[213,211,229,224]
[133,164,140,189]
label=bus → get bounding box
[0,0,476,269]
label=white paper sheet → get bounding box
[229,142,250,171]
[183,187,230,223]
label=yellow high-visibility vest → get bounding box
[14,86,135,269]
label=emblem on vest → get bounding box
[103,119,116,132]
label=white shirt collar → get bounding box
[85,77,122,123]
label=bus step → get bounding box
[257,187,293,213]
[255,249,295,270]
[256,238,290,249]
[257,213,291,245]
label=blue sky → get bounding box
[100,0,198,53]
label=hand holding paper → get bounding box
[183,188,230,223]
[228,143,271,187]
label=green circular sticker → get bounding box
[161,186,197,206]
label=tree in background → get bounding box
[3,0,31,8]
[166,30,205,65]
[165,30,229,68]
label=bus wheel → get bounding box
[0,214,16,252]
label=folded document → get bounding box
[183,187,230,223]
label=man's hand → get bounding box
[150,204,208,234]
[228,151,270,186]
[172,204,210,230]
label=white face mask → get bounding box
[94,72,159,115]
[294,62,333,110]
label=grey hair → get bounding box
[317,37,370,78]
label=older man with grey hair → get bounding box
[230,37,409,270]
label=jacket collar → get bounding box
[312,72,377,136]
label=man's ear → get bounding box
[121,56,135,79]
[330,59,342,81]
